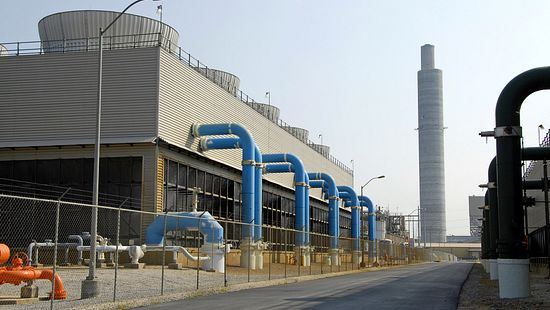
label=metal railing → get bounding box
[0,34,353,176]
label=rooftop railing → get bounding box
[0,33,353,175]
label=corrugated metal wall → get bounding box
[158,49,352,192]
[0,48,159,147]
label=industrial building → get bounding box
[417,44,447,243]
[0,11,356,254]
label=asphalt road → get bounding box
[139,262,473,310]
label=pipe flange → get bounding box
[487,181,496,189]
[255,163,265,168]
[494,126,522,137]
[191,123,201,137]
[328,196,338,200]
[295,182,308,187]
[242,159,256,166]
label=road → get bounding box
[139,262,473,310]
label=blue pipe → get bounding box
[337,186,360,251]
[192,124,255,240]
[305,173,310,245]
[145,212,223,245]
[264,163,294,173]
[308,172,339,249]
[201,137,264,242]
[359,195,376,240]
[262,154,308,247]
[254,145,263,242]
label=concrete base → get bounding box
[81,279,100,299]
[20,285,38,299]
[352,251,362,264]
[201,243,225,273]
[124,263,145,269]
[168,263,183,270]
[498,258,530,298]
[489,259,499,280]
[240,239,256,270]
[329,248,340,266]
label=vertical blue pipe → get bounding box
[337,186,360,251]
[192,124,255,240]
[263,154,307,247]
[307,172,339,249]
[359,195,376,241]
[305,173,310,245]
[254,145,263,241]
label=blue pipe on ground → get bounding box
[308,172,339,249]
[337,186,360,251]
[145,212,223,245]
[358,195,376,240]
[262,154,308,247]
[192,124,255,240]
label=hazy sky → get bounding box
[3,1,550,235]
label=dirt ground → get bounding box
[458,263,550,309]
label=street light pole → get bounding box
[82,0,160,299]
[359,175,385,267]
[539,124,545,146]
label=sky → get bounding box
[3,1,550,236]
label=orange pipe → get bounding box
[0,269,67,299]
[0,244,9,264]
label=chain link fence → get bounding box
[0,194,435,309]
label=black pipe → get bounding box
[481,192,489,260]
[522,147,550,160]
[488,158,499,260]
[495,67,550,259]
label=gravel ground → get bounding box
[458,263,550,309]
[0,261,369,310]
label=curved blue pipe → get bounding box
[337,186,360,251]
[201,136,264,242]
[307,172,339,249]
[145,212,223,245]
[262,154,307,247]
[359,195,376,241]
[192,124,255,240]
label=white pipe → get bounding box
[143,245,208,261]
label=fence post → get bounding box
[197,211,206,290]
[268,226,271,281]
[284,228,287,279]
[113,198,128,302]
[50,188,70,310]
[161,213,168,295]
[223,221,227,287]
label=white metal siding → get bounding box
[158,49,352,191]
[0,48,159,147]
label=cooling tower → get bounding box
[250,102,280,123]
[285,126,309,142]
[38,10,179,53]
[199,68,241,96]
[417,44,446,243]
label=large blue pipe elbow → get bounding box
[146,212,223,245]
[338,186,360,251]
[192,124,255,240]
[263,153,307,247]
[308,172,339,249]
[359,195,376,240]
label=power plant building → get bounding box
[0,11,354,249]
[417,44,447,243]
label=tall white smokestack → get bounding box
[417,44,446,243]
